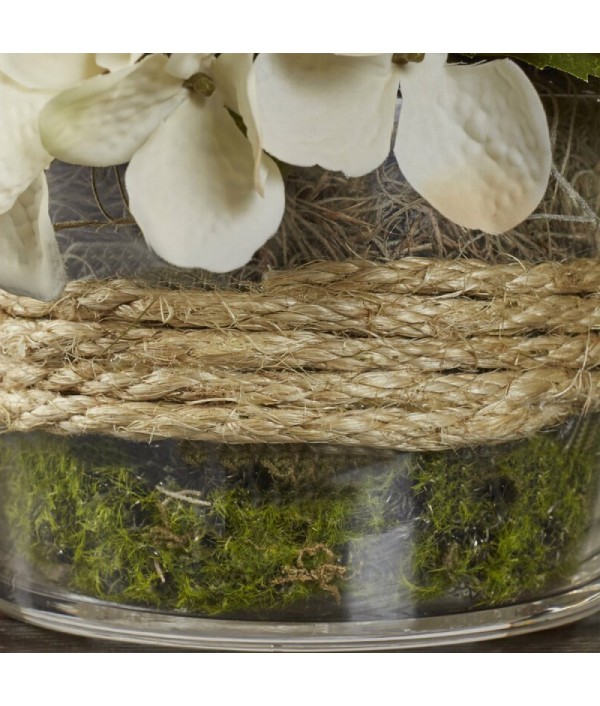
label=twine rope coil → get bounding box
[1,257,600,451]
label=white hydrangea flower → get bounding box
[252,53,552,234]
[39,53,285,273]
[0,53,120,299]
[253,53,402,178]
[393,54,552,234]
[0,173,65,300]
[2,52,553,300]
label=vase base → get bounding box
[1,572,600,652]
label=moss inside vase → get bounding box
[0,419,598,620]
[409,425,599,608]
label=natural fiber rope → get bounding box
[262,258,600,296]
[2,257,600,451]
[2,280,600,337]
[3,321,600,372]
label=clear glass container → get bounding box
[0,418,599,650]
[0,69,599,650]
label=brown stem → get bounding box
[54,218,137,231]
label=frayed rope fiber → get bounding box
[2,257,600,451]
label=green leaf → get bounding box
[497,54,600,82]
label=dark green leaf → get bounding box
[470,53,600,81]
[508,54,600,81]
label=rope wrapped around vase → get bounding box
[1,257,600,451]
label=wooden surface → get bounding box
[0,608,598,652]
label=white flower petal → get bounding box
[165,53,214,80]
[394,54,552,234]
[212,53,248,113]
[253,53,401,177]
[126,96,285,272]
[0,173,66,300]
[95,53,144,72]
[0,54,100,90]
[213,53,265,193]
[39,54,186,167]
[0,73,53,214]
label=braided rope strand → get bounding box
[1,257,599,450]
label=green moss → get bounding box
[0,436,359,615]
[0,422,597,618]
[408,424,599,606]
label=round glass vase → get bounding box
[0,422,600,651]
[1,68,599,651]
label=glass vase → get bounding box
[0,68,599,651]
[0,420,600,650]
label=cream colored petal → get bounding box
[394,54,552,234]
[126,96,285,272]
[213,53,265,194]
[39,54,186,167]
[0,173,66,300]
[212,53,248,112]
[254,53,401,177]
[0,54,100,90]
[0,72,53,214]
[165,53,214,80]
[95,53,144,71]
